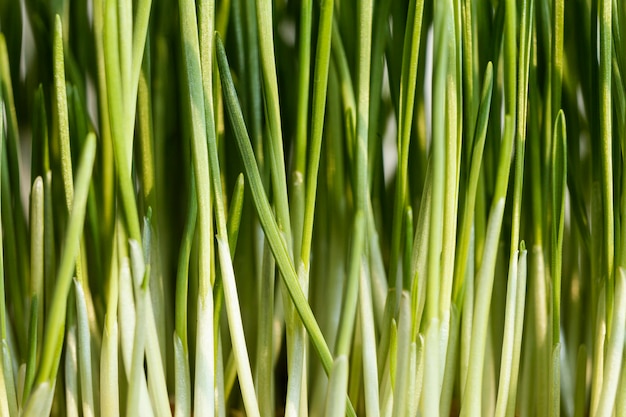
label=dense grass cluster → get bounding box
[0,0,625,415]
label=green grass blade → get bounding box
[453,61,493,304]
[36,134,96,384]
[216,35,356,417]
[459,198,506,417]
[100,321,119,417]
[324,356,349,417]
[64,324,79,417]
[217,35,329,372]
[73,279,95,417]
[596,268,626,417]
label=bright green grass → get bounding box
[0,0,625,416]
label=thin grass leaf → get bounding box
[215,334,226,417]
[459,198,506,417]
[126,259,154,417]
[0,34,28,290]
[173,334,190,417]
[22,177,43,405]
[29,176,44,332]
[254,0,291,241]
[505,243,528,416]
[335,211,366,357]
[391,292,411,417]
[596,268,626,417]
[407,337,423,417]
[388,0,425,290]
[453,62,493,305]
[177,0,215,414]
[0,339,16,416]
[100,322,119,417]
[0,355,9,417]
[573,345,587,417]
[494,249,520,417]
[64,324,79,417]
[255,240,275,417]
[227,174,244,253]
[218,34,331,378]
[590,287,607,416]
[21,381,54,417]
[440,306,460,417]
[73,279,94,417]
[600,0,615,296]
[36,134,96,384]
[324,356,349,417]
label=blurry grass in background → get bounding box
[0,0,625,416]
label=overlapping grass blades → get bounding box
[0,0,624,415]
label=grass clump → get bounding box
[0,0,625,415]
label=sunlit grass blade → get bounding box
[459,197,506,417]
[494,248,519,417]
[64,324,79,417]
[0,358,9,417]
[595,268,626,417]
[21,381,54,417]
[126,248,154,417]
[73,279,95,417]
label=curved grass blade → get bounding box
[216,35,356,417]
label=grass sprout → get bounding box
[0,0,625,415]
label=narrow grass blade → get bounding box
[21,382,54,417]
[573,345,587,417]
[596,268,626,417]
[193,294,214,417]
[227,174,245,253]
[324,356,349,417]
[0,356,9,417]
[505,244,528,416]
[74,279,94,417]
[217,35,334,377]
[100,321,119,417]
[216,238,260,417]
[0,339,16,416]
[494,250,520,417]
[590,287,607,416]
[335,211,366,357]
[178,0,215,414]
[64,324,79,417]
[392,292,411,417]
[255,240,275,417]
[453,61,493,306]
[173,333,190,417]
[254,0,291,239]
[360,260,380,417]
[459,198,506,417]
[36,134,96,384]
